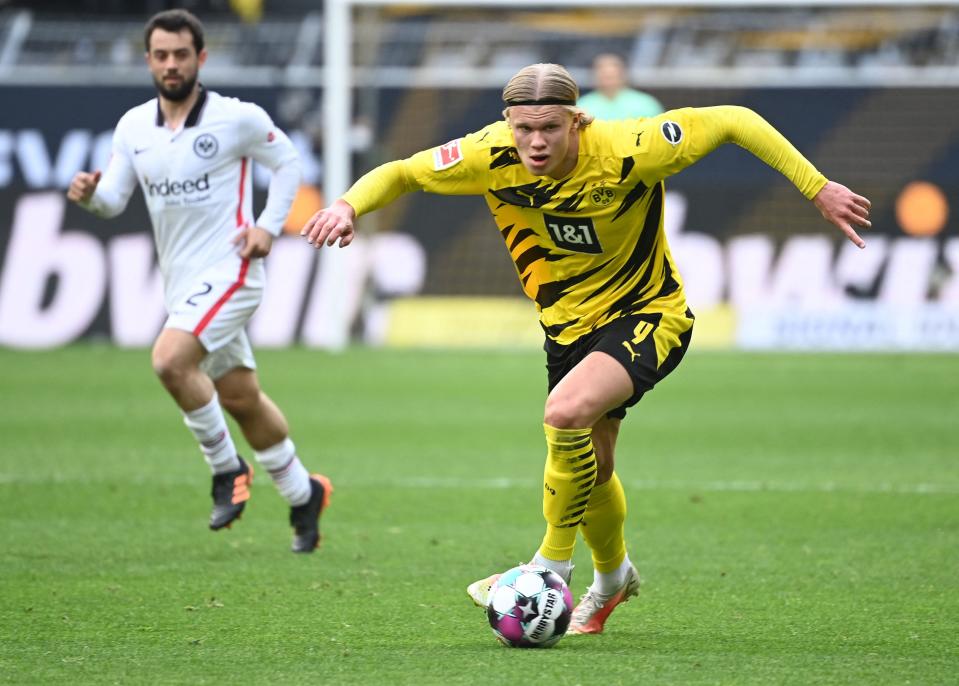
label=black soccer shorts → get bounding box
[545,308,695,419]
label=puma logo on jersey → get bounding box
[516,188,537,205]
[622,320,654,362]
[433,140,463,170]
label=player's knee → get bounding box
[151,348,191,389]
[543,393,592,429]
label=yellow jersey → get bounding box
[343,106,828,345]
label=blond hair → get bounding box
[501,63,594,127]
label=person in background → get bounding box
[67,9,332,553]
[578,52,663,120]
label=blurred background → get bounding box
[0,0,957,351]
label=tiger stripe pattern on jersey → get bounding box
[342,106,828,346]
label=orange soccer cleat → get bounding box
[567,564,641,635]
[209,457,253,530]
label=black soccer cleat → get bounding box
[209,457,253,531]
[289,474,333,553]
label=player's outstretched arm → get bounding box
[301,157,441,249]
[676,107,871,248]
[66,170,102,204]
[812,180,871,249]
[301,199,357,249]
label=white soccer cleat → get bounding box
[567,564,641,635]
[466,573,501,608]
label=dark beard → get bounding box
[153,73,197,102]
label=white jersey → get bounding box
[84,87,300,307]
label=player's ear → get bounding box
[197,48,208,68]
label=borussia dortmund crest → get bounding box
[590,186,615,207]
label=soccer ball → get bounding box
[486,564,574,648]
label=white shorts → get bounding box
[164,258,262,380]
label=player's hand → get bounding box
[66,170,102,204]
[233,225,274,259]
[300,199,356,249]
[813,181,871,249]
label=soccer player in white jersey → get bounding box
[67,9,331,553]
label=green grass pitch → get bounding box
[1,346,957,685]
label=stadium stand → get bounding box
[0,5,957,78]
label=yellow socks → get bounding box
[579,472,627,573]
[538,424,597,561]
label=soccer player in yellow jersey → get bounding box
[302,64,871,635]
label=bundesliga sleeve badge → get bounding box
[433,139,463,170]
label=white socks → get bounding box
[528,553,632,596]
[182,394,240,474]
[184,397,311,506]
[592,556,634,597]
[531,551,574,584]
[254,438,312,507]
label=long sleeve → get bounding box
[82,127,138,218]
[343,127,494,217]
[643,106,828,199]
[255,157,301,236]
[341,159,421,218]
[709,105,827,198]
[240,102,302,236]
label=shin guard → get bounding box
[539,424,597,561]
